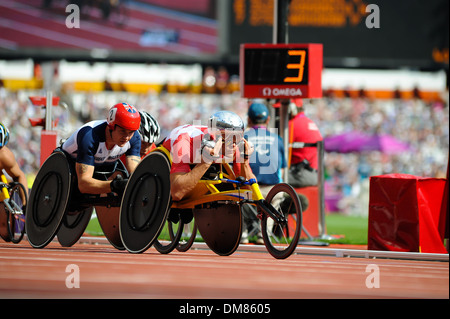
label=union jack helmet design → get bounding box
[107,103,141,131]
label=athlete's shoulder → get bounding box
[170,124,207,139]
[0,146,16,169]
[76,120,106,149]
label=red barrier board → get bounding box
[40,130,57,167]
[368,174,447,253]
[293,186,321,238]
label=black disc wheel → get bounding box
[120,151,171,253]
[194,203,242,256]
[260,183,302,259]
[57,207,93,247]
[26,152,71,248]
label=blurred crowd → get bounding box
[306,92,449,215]
[1,83,448,216]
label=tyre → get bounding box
[57,207,93,247]
[154,218,184,254]
[260,183,302,259]
[26,152,71,248]
[119,151,171,253]
[173,219,198,252]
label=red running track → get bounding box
[0,241,448,299]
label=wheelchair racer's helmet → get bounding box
[208,111,244,132]
[208,111,245,150]
[107,103,141,131]
[0,122,9,148]
[139,111,160,144]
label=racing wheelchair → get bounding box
[0,173,27,243]
[119,147,303,259]
[25,149,128,249]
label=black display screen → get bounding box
[244,48,309,85]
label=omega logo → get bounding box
[262,87,303,97]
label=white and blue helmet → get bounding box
[0,122,9,148]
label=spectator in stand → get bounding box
[286,99,323,188]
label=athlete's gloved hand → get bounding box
[201,133,221,162]
[110,175,128,196]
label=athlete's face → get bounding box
[140,141,152,157]
[219,130,244,159]
[112,125,135,147]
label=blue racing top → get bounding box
[62,120,141,168]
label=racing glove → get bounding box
[110,175,128,195]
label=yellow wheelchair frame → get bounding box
[151,146,303,259]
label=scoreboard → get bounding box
[240,43,323,99]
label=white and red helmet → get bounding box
[107,103,141,131]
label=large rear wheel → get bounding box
[26,152,71,248]
[119,151,171,253]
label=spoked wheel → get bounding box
[260,183,302,259]
[5,182,28,244]
[0,182,28,244]
[26,152,71,248]
[120,151,171,253]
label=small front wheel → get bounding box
[173,219,198,252]
[260,183,302,259]
[154,219,184,254]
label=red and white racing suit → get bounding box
[162,124,244,176]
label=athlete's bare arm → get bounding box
[169,137,223,201]
[76,163,112,194]
[0,146,28,194]
[125,155,140,173]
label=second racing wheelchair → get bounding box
[25,149,128,249]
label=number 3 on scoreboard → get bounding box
[283,50,306,83]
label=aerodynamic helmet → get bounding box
[0,122,10,148]
[208,111,244,132]
[107,103,141,131]
[138,111,160,144]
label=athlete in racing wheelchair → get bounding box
[26,103,142,249]
[120,111,303,259]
